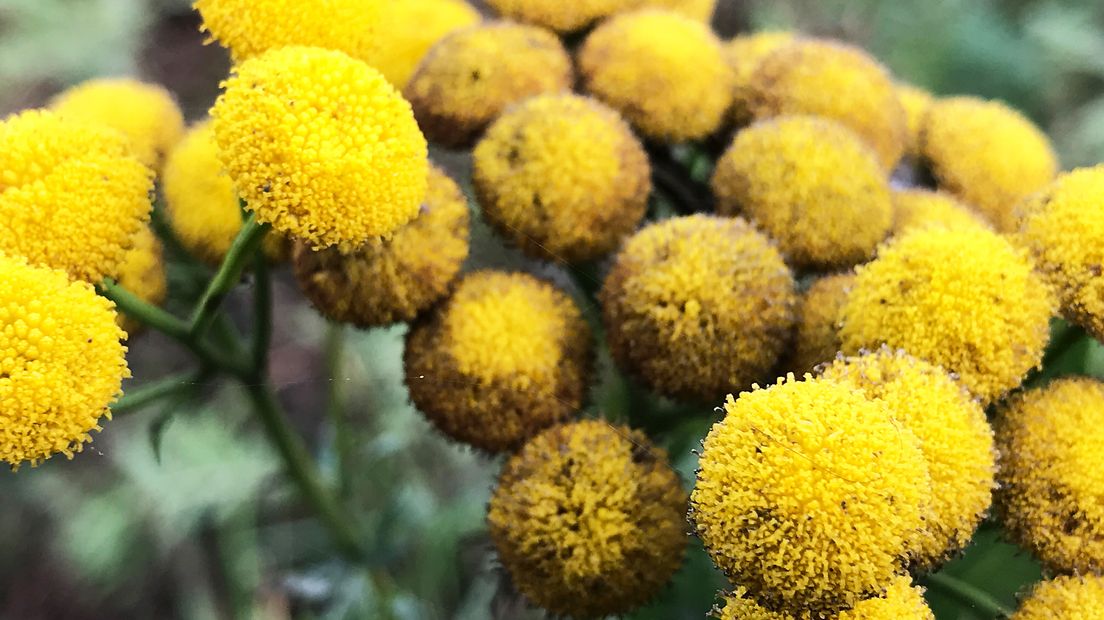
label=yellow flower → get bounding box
[629,0,716,21]
[114,226,167,335]
[600,214,796,402]
[578,9,734,142]
[0,109,152,283]
[892,188,989,236]
[293,165,470,327]
[404,22,573,148]
[0,254,128,467]
[822,348,996,571]
[921,96,1057,232]
[194,0,382,63]
[211,46,428,249]
[896,83,932,157]
[723,31,796,127]
[715,576,934,619]
[691,376,931,616]
[839,227,1054,404]
[748,39,907,169]
[473,93,650,264]
[995,377,1104,574]
[1017,166,1104,342]
[404,271,591,452]
[485,0,629,32]
[488,420,687,618]
[1012,575,1104,619]
[371,0,480,88]
[712,116,892,269]
[788,272,853,375]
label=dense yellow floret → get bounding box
[630,0,716,21]
[897,84,932,157]
[488,420,687,617]
[485,0,628,31]
[211,46,428,249]
[839,227,1054,404]
[50,78,184,169]
[194,0,382,63]
[293,165,470,327]
[748,39,907,169]
[0,254,128,467]
[114,226,167,334]
[600,215,796,402]
[0,109,152,283]
[1012,575,1104,619]
[995,378,1104,574]
[921,96,1057,232]
[724,31,796,127]
[692,376,931,616]
[892,189,989,236]
[822,349,995,570]
[712,116,892,269]
[404,22,573,148]
[473,94,650,264]
[404,271,591,452]
[371,0,480,88]
[578,9,734,142]
[715,576,933,619]
[1017,166,1104,341]
[788,272,853,375]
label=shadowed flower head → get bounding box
[723,31,796,127]
[485,0,629,32]
[715,576,934,619]
[113,226,167,335]
[371,0,481,88]
[1012,575,1104,619]
[891,188,989,236]
[788,272,854,375]
[896,83,932,157]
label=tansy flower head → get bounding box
[211,46,428,249]
[822,348,996,571]
[691,376,931,616]
[404,271,591,452]
[578,9,734,142]
[600,214,796,403]
[788,272,853,375]
[748,39,907,169]
[485,0,629,32]
[711,115,892,269]
[488,420,686,618]
[473,93,650,264]
[0,254,128,467]
[897,83,932,157]
[1017,166,1104,342]
[715,576,934,620]
[995,377,1104,574]
[50,78,184,170]
[404,22,573,148]
[839,226,1054,404]
[371,0,480,88]
[1012,575,1104,619]
[0,109,152,283]
[113,226,167,335]
[892,188,989,236]
[920,96,1057,232]
[723,31,796,127]
[630,0,716,21]
[293,165,470,327]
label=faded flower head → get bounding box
[715,576,934,619]
[723,31,796,127]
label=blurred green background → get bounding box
[0,0,1100,618]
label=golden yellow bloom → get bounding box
[822,349,995,570]
[839,227,1054,404]
[485,0,628,32]
[293,165,470,327]
[0,109,152,283]
[212,46,428,249]
[1017,166,1104,342]
[50,78,184,170]
[788,272,853,375]
[715,576,933,620]
[996,378,1104,574]
[712,116,892,269]
[473,94,650,264]
[371,0,480,88]
[629,0,716,21]
[0,254,128,467]
[194,0,382,63]
[892,189,989,236]
[578,9,734,142]
[724,31,795,127]
[897,83,932,157]
[748,39,907,169]
[404,22,573,148]
[488,420,686,618]
[921,96,1057,232]
[692,376,930,615]
[1012,575,1104,619]
[601,215,796,402]
[114,226,167,334]
[404,271,591,452]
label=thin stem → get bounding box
[112,371,205,416]
[251,254,272,377]
[323,322,353,499]
[923,572,1013,619]
[189,214,269,340]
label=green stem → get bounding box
[189,214,269,340]
[112,371,205,416]
[323,322,353,499]
[252,254,272,377]
[923,572,1013,618]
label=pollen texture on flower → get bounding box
[211,46,428,249]
[600,214,796,403]
[788,272,853,375]
[113,226,167,334]
[839,226,1054,404]
[691,376,931,616]
[1012,575,1104,619]
[371,0,481,88]
[892,188,989,236]
[488,420,687,618]
[0,254,128,467]
[485,0,629,32]
[473,93,650,264]
[404,271,591,452]
[293,165,470,327]
[578,9,734,142]
[715,576,934,620]
[711,115,892,269]
[723,31,795,127]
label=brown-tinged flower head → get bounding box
[473,93,650,264]
[723,31,796,127]
[403,271,591,452]
[293,165,470,327]
[891,188,989,236]
[711,115,892,269]
[1012,575,1104,619]
[788,272,854,375]
[114,226,167,335]
[484,0,630,32]
[403,21,573,148]
[714,576,934,619]
[578,9,734,142]
[371,0,481,88]
[488,420,686,618]
[896,83,933,157]
[600,214,796,403]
